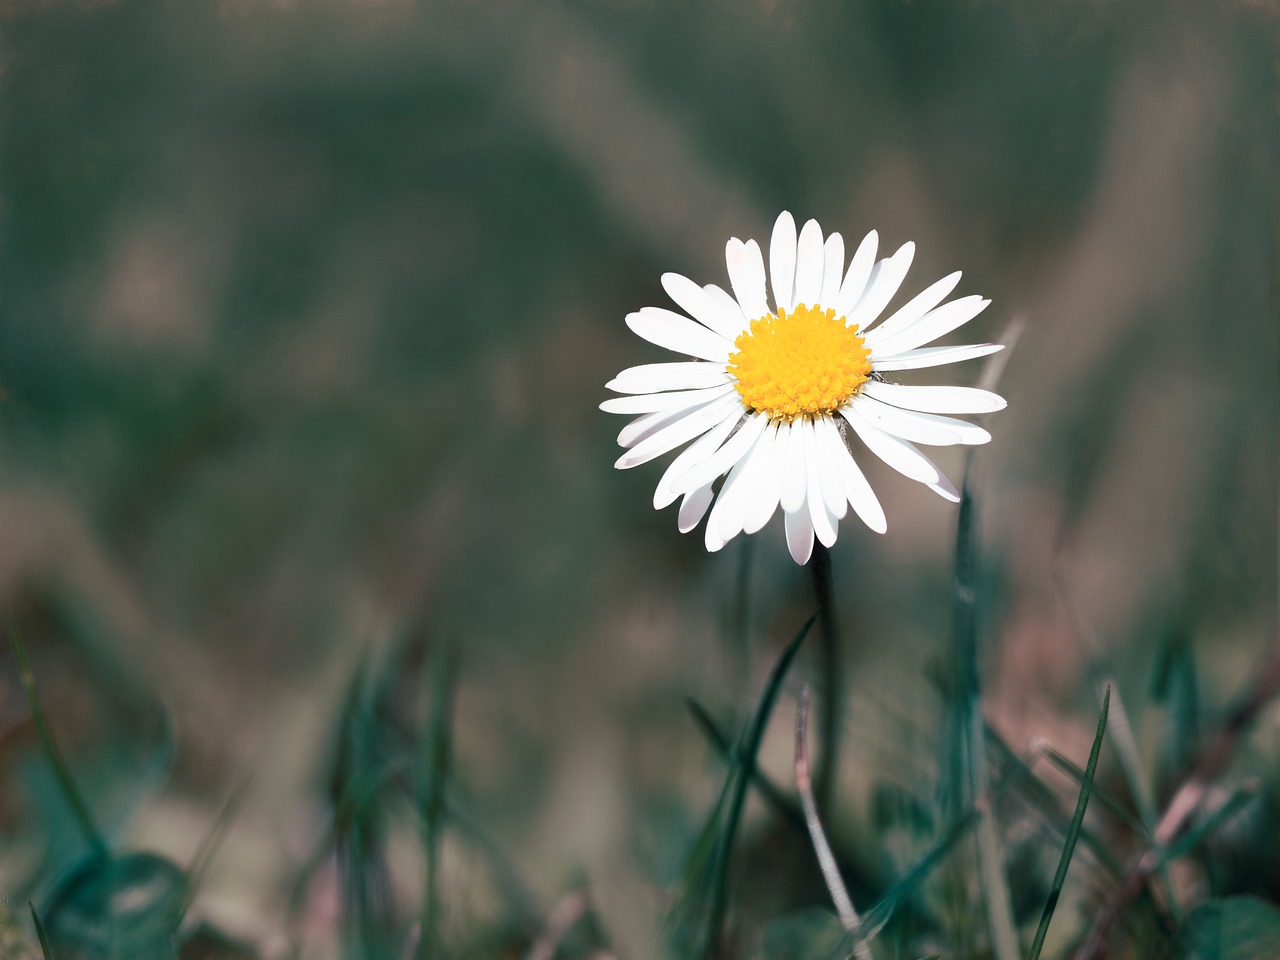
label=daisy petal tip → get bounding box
[966,428,994,445]
[653,486,677,511]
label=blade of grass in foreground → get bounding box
[11,629,108,859]
[685,697,807,834]
[700,613,815,960]
[29,903,53,960]
[1028,687,1110,960]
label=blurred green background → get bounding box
[0,0,1275,957]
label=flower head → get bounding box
[602,212,1006,564]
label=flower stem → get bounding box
[808,542,839,809]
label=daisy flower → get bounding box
[601,211,1006,564]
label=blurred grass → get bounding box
[0,0,1275,958]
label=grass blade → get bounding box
[11,629,108,859]
[701,613,815,959]
[183,779,250,914]
[685,697,807,834]
[1038,742,1147,839]
[29,903,53,960]
[1028,686,1110,960]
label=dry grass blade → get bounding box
[794,683,871,960]
[524,889,589,960]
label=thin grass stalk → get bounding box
[10,630,108,859]
[183,779,250,914]
[1028,687,1110,960]
[794,684,872,960]
[701,615,814,960]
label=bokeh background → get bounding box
[0,0,1275,957]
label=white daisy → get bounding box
[602,211,1006,564]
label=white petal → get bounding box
[661,273,743,341]
[703,460,746,552]
[618,407,694,449]
[678,484,715,533]
[831,439,887,534]
[626,308,732,363]
[703,284,748,338]
[653,407,742,509]
[770,211,797,313]
[867,296,991,356]
[726,238,770,322]
[785,505,815,564]
[803,421,838,548]
[599,383,734,414]
[845,242,915,332]
[863,271,962,341]
[871,343,1003,372]
[779,420,807,513]
[670,412,769,495]
[606,361,732,394]
[819,233,844,307]
[743,424,784,535]
[925,476,961,502]
[834,230,879,318]
[793,219,824,308]
[849,394,990,446]
[615,395,742,469]
[705,434,771,550]
[843,410,944,484]
[813,417,849,519]
[861,381,1007,414]
[714,425,775,542]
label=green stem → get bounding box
[702,615,814,959]
[808,543,839,810]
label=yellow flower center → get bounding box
[728,304,872,421]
